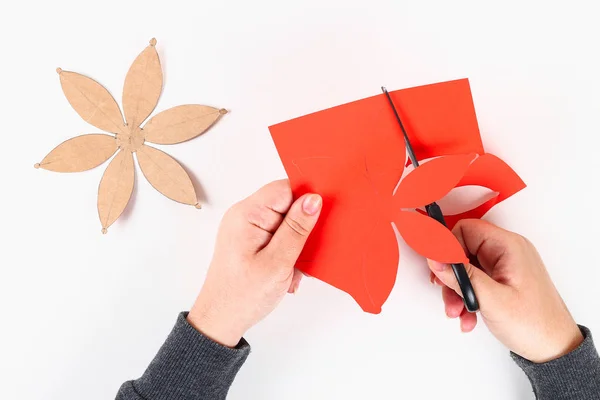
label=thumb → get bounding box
[427,259,505,311]
[264,194,322,267]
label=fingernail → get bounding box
[302,194,322,216]
[290,281,300,294]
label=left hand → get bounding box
[187,180,322,347]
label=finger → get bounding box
[459,308,477,332]
[430,271,444,286]
[262,194,322,268]
[245,180,293,234]
[452,219,521,276]
[442,285,464,318]
[250,179,293,214]
[427,258,504,312]
[287,268,303,294]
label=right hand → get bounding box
[428,219,583,363]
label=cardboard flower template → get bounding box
[269,79,526,314]
[36,38,226,233]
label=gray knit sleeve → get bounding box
[511,325,600,399]
[116,312,250,400]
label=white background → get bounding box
[1,1,599,399]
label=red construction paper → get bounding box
[273,95,405,313]
[443,154,526,229]
[391,79,484,160]
[395,154,476,208]
[394,211,469,264]
[269,79,525,313]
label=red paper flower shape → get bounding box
[269,79,525,313]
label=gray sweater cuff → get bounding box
[511,325,600,399]
[118,312,250,400]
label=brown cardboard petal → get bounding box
[143,105,226,145]
[97,150,135,233]
[39,38,224,231]
[136,144,197,205]
[122,38,163,128]
[38,134,118,172]
[58,70,125,134]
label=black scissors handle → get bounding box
[425,203,479,312]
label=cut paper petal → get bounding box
[57,70,124,133]
[97,150,134,232]
[136,145,197,205]
[444,153,526,229]
[395,210,468,264]
[143,105,225,144]
[38,134,117,172]
[123,38,163,128]
[395,154,476,208]
[434,185,499,216]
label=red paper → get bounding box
[394,154,477,208]
[395,210,469,264]
[390,79,484,160]
[443,154,525,229]
[269,79,525,313]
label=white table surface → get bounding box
[2,1,599,399]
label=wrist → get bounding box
[187,298,245,348]
[532,323,584,363]
[550,324,584,361]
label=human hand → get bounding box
[187,180,322,347]
[428,219,583,363]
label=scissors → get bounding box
[382,86,479,312]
